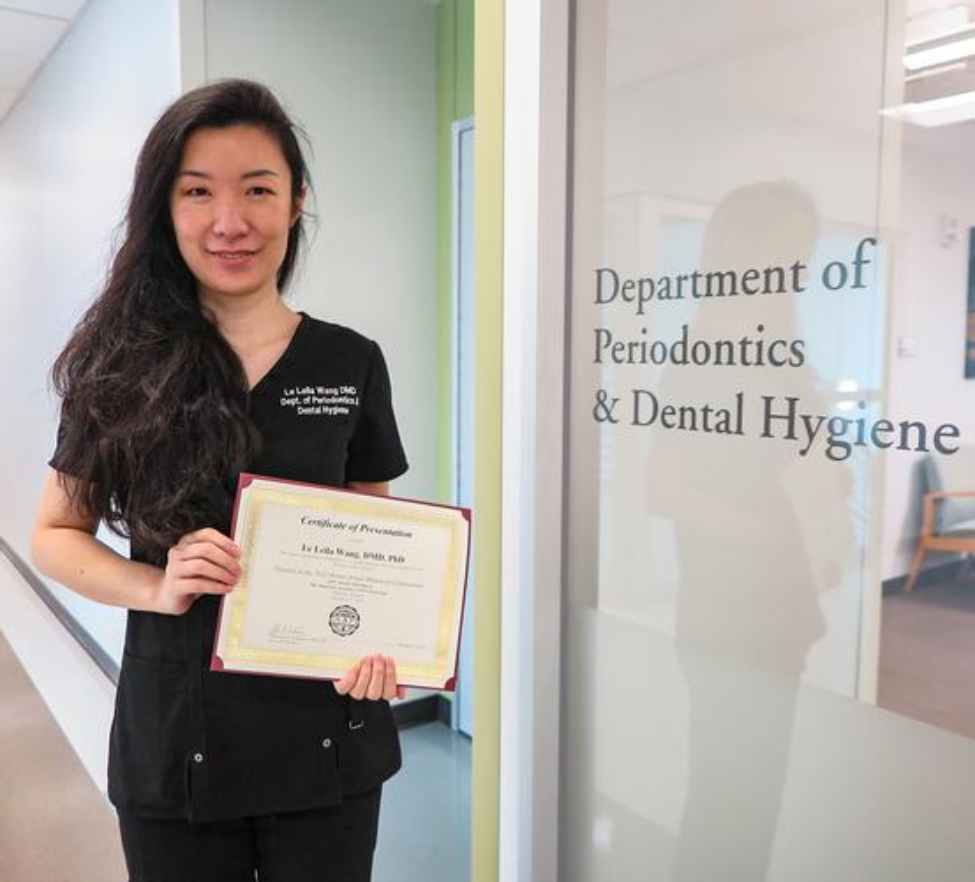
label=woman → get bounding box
[31,79,408,881]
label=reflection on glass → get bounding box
[562,1,975,880]
[651,183,853,881]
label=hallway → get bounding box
[0,629,126,882]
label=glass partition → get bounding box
[561,1,975,878]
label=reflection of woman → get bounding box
[652,183,854,881]
[661,185,829,669]
[31,80,407,881]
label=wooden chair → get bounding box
[905,452,975,592]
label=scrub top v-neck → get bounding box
[246,311,307,397]
[52,314,409,822]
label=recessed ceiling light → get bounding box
[883,89,975,126]
[906,33,975,71]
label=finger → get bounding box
[334,661,361,696]
[175,539,241,569]
[179,528,241,558]
[366,656,386,702]
[382,656,399,701]
[174,577,236,597]
[174,542,242,580]
[175,558,239,586]
[350,657,373,700]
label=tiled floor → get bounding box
[374,721,472,882]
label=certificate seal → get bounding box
[329,605,360,637]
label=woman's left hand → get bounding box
[334,655,406,701]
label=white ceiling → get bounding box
[0,0,88,123]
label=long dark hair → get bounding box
[52,79,310,554]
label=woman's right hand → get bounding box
[154,528,242,615]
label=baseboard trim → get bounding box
[393,693,452,729]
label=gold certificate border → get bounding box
[224,484,467,685]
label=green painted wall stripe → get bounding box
[456,0,475,118]
[436,3,499,877]
[436,0,458,504]
[436,0,475,505]
[472,0,503,879]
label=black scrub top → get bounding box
[52,314,409,821]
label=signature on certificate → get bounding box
[268,623,306,641]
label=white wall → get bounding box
[202,0,439,501]
[0,0,181,663]
[882,124,975,578]
[0,554,116,793]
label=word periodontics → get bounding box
[595,323,804,368]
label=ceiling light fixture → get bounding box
[904,60,967,83]
[905,26,975,71]
[883,88,975,127]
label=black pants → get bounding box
[117,790,382,882]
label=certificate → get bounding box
[211,473,471,690]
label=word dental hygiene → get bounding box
[590,237,960,462]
